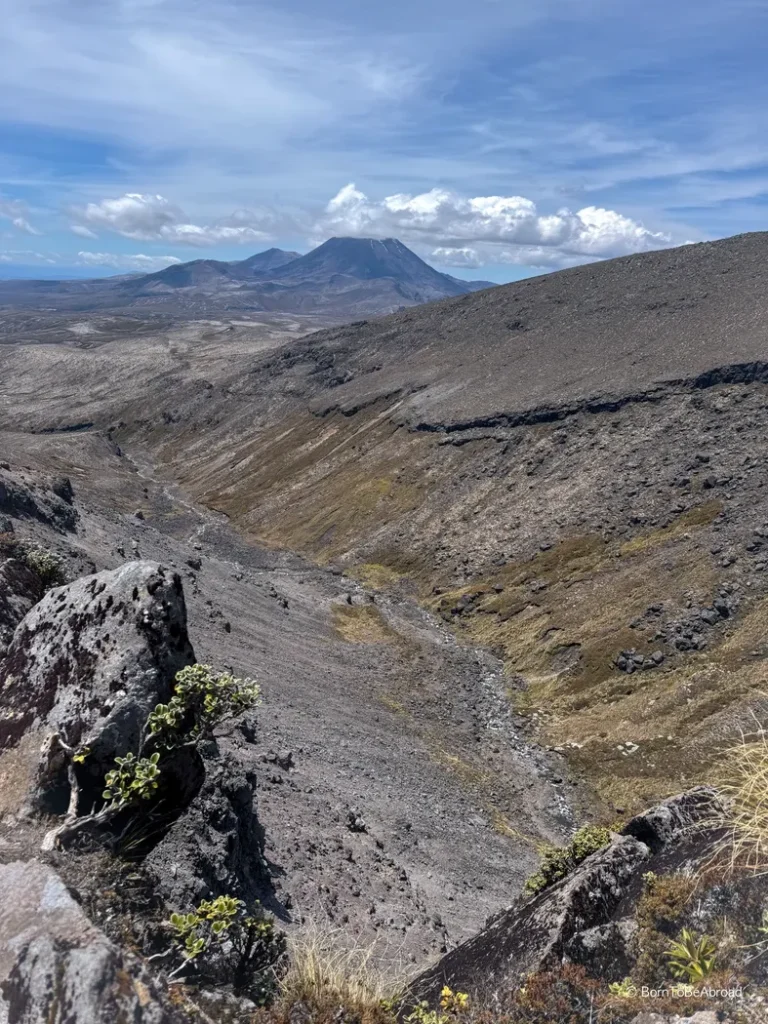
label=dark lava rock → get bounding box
[143,748,269,910]
[0,557,39,648]
[0,474,77,531]
[407,788,721,1003]
[50,475,75,503]
[0,860,184,1023]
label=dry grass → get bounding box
[332,604,401,644]
[713,717,768,874]
[278,923,406,1015]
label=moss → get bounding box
[634,872,697,986]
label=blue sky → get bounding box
[1,0,768,282]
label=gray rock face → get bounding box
[0,860,184,1024]
[0,472,77,532]
[409,834,650,1001]
[621,786,718,851]
[143,747,267,912]
[0,559,39,650]
[408,789,721,1004]
[0,561,194,808]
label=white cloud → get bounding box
[0,249,57,264]
[76,251,183,272]
[70,193,272,247]
[319,183,672,265]
[0,198,39,235]
[430,247,483,268]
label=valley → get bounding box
[2,231,768,1022]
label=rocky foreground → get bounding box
[0,469,766,1024]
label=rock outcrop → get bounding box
[0,859,184,1023]
[143,746,268,911]
[408,788,719,1003]
[0,561,194,813]
[0,470,78,532]
[0,558,39,652]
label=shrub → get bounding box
[169,894,286,1003]
[406,987,469,1024]
[148,663,261,745]
[49,664,261,849]
[524,825,612,895]
[102,751,161,806]
[634,872,696,985]
[2,539,67,591]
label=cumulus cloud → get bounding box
[430,247,484,268]
[70,193,272,247]
[76,251,183,272]
[319,183,672,266]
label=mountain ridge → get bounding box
[0,237,495,317]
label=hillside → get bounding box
[2,230,768,1022]
[90,230,768,819]
[0,238,493,318]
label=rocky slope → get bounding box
[0,457,570,969]
[2,231,768,1021]
[65,230,761,822]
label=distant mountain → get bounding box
[0,239,495,318]
[233,248,302,277]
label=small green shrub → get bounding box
[51,664,261,851]
[102,751,161,806]
[169,894,286,1003]
[525,825,612,894]
[607,977,637,998]
[148,663,261,745]
[16,544,66,590]
[405,987,469,1024]
[665,928,717,983]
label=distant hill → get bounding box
[0,240,494,318]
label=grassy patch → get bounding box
[349,563,409,589]
[618,500,723,557]
[332,604,401,645]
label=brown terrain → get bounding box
[2,231,768,1021]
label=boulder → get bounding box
[408,789,723,1005]
[0,859,184,1023]
[408,834,650,1001]
[0,561,194,813]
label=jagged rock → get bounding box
[408,789,722,1004]
[408,834,650,1000]
[0,558,39,647]
[49,476,74,503]
[0,561,194,812]
[0,859,184,1023]
[143,747,268,911]
[564,918,637,980]
[0,473,77,531]
[621,786,718,851]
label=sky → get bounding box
[1,0,768,283]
